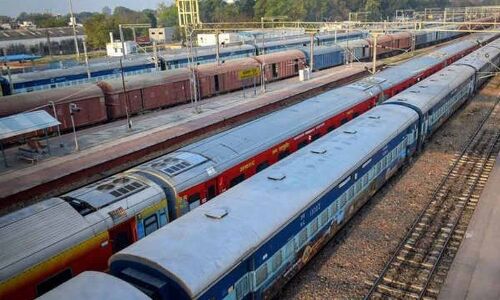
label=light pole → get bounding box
[69,103,80,152]
[68,0,80,60]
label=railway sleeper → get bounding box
[377,282,423,299]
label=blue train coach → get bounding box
[301,45,345,70]
[109,105,420,300]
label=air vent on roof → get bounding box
[113,177,130,184]
[97,184,114,190]
[268,173,286,181]
[343,130,357,134]
[419,85,428,88]
[205,208,228,219]
[397,98,408,102]
[368,116,380,119]
[310,148,327,154]
[410,90,420,93]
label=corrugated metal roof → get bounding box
[253,49,306,64]
[0,110,60,140]
[0,27,84,42]
[97,69,191,92]
[0,84,104,116]
[0,198,94,281]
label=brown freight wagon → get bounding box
[97,78,144,120]
[253,50,306,83]
[197,58,261,98]
[391,32,412,53]
[368,34,394,57]
[0,84,107,131]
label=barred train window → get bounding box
[255,264,268,287]
[309,218,318,234]
[272,251,283,271]
[298,228,308,247]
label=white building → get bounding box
[149,27,175,43]
[106,40,138,57]
[197,33,241,46]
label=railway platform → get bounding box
[0,62,376,211]
[439,152,500,300]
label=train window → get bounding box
[363,175,369,187]
[255,263,268,287]
[235,274,250,300]
[207,185,216,200]
[272,250,283,272]
[309,218,318,234]
[298,228,308,247]
[340,119,348,125]
[144,214,159,236]
[188,193,201,210]
[278,151,290,161]
[256,161,270,173]
[230,174,246,188]
[353,112,360,118]
[327,126,335,132]
[36,268,72,296]
[294,60,299,73]
[356,180,362,194]
[311,134,321,141]
[320,210,328,226]
[297,140,308,149]
[284,239,295,258]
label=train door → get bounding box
[214,75,220,93]
[206,179,217,202]
[135,200,169,240]
[272,64,278,79]
[109,220,135,253]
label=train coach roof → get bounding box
[0,198,95,281]
[8,57,154,83]
[384,64,476,114]
[196,57,260,76]
[453,38,500,70]
[133,83,372,192]
[160,44,256,60]
[0,84,104,116]
[38,271,150,300]
[132,37,484,191]
[253,49,306,64]
[300,45,344,57]
[97,69,191,92]
[110,105,418,299]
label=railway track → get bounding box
[364,99,500,300]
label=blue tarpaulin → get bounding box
[0,54,42,63]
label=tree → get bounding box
[157,2,178,27]
[365,0,382,21]
[143,9,158,27]
[83,14,117,49]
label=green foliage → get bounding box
[157,2,179,27]
[83,14,117,49]
[365,0,382,20]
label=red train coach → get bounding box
[197,57,261,98]
[253,50,306,82]
[0,84,107,131]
